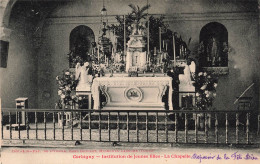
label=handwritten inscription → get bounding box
[191,152,258,163]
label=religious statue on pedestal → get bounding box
[75,62,93,91]
[207,36,219,66]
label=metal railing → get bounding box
[1,108,257,145]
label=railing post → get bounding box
[53,112,55,140]
[62,112,64,140]
[185,113,188,143]
[44,112,46,140]
[156,112,158,143]
[18,111,20,139]
[225,113,228,144]
[175,113,178,143]
[236,113,239,144]
[136,112,139,143]
[99,111,101,141]
[246,112,250,144]
[26,111,29,139]
[35,112,37,140]
[204,113,208,143]
[165,112,168,143]
[127,112,129,142]
[215,113,218,144]
[89,111,91,140]
[117,111,120,142]
[71,112,73,140]
[146,112,149,142]
[80,112,82,141]
[108,112,110,141]
[195,113,198,143]
[9,112,12,139]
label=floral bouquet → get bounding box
[56,70,79,109]
[193,71,218,110]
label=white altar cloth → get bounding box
[91,76,173,110]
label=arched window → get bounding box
[199,22,228,67]
[69,25,95,68]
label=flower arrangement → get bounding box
[193,71,218,110]
[56,70,79,109]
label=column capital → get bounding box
[0,26,11,42]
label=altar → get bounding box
[65,4,195,111]
[92,76,173,110]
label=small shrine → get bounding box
[126,25,147,72]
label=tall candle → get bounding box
[147,18,150,54]
[180,48,182,58]
[159,27,161,52]
[166,43,168,51]
[154,47,156,55]
[163,40,165,49]
[97,47,100,62]
[173,36,176,67]
[123,15,126,56]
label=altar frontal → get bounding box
[92,77,173,110]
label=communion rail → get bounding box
[1,108,258,146]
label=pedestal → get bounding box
[76,91,92,109]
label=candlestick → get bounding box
[159,27,161,52]
[123,15,126,56]
[147,17,150,54]
[173,36,176,67]
[97,47,100,62]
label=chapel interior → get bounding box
[0,0,260,118]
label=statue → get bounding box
[75,62,93,91]
[207,36,219,65]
